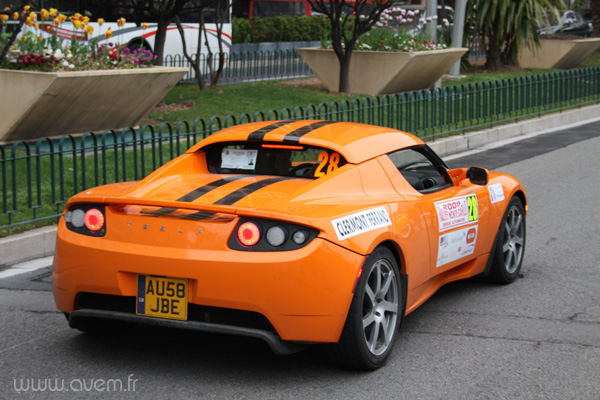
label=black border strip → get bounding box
[283,121,339,143]
[214,177,292,206]
[247,120,296,141]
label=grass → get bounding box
[144,58,600,125]
[2,51,600,237]
[145,80,361,124]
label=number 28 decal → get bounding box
[314,151,342,178]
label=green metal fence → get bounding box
[165,50,315,85]
[1,67,599,232]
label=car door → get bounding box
[384,145,493,277]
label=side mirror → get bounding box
[467,166,488,186]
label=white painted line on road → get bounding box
[0,256,53,279]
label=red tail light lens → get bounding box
[237,222,260,246]
[84,209,105,232]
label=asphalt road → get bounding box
[1,121,599,399]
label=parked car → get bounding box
[539,10,593,37]
[53,120,527,370]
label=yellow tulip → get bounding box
[83,16,90,24]
[85,24,94,35]
[59,14,67,23]
[34,22,39,30]
[73,19,81,29]
[98,18,105,26]
[53,17,60,26]
[11,11,18,20]
[49,8,57,17]
[105,27,112,39]
[40,8,49,20]
[0,14,8,23]
[142,22,148,30]
[24,5,31,12]
[117,17,126,27]
[25,16,33,26]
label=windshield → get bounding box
[204,142,348,179]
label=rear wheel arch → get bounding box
[513,190,527,212]
[378,240,406,275]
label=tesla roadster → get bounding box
[53,120,526,369]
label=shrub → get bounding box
[232,16,330,43]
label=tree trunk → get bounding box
[154,19,169,66]
[174,15,205,90]
[485,34,503,71]
[336,49,352,94]
[592,0,600,37]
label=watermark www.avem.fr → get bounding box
[13,374,138,393]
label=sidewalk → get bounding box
[1,103,599,268]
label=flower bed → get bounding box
[300,6,464,95]
[0,7,185,142]
[1,7,155,71]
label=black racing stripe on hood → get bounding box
[282,121,339,143]
[247,120,296,141]
[143,175,251,217]
[214,177,293,206]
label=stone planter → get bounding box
[297,47,468,96]
[518,38,600,69]
[0,67,188,143]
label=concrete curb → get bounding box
[428,103,600,157]
[1,103,599,267]
[0,225,57,268]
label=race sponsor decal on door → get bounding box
[435,194,478,232]
[436,226,478,267]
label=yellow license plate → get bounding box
[136,275,188,320]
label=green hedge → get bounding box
[232,16,331,44]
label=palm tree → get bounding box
[467,0,565,70]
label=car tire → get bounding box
[488,197,526,284]
[326,247,403,370]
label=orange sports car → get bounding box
[53,120,527,370]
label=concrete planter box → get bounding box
[518,38,600,69]
[0,67,188,143]
[297,47,468,96]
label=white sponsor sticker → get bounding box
[221,149,258,170]
[435,194,478,232]
[332,207,392,241]
[436,226,478,267]
[488,183,505,204]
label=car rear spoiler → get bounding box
[65,196,312,226]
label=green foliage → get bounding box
[232,16,330,43]
[467,0,566,67]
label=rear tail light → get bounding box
[229,218,318,251]
[84,209,105,231]
[237,222,261,246]
[266,225,287,247]
[64,205,106,237]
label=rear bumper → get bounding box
[68,309,306,355]
[53,221,364,344]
